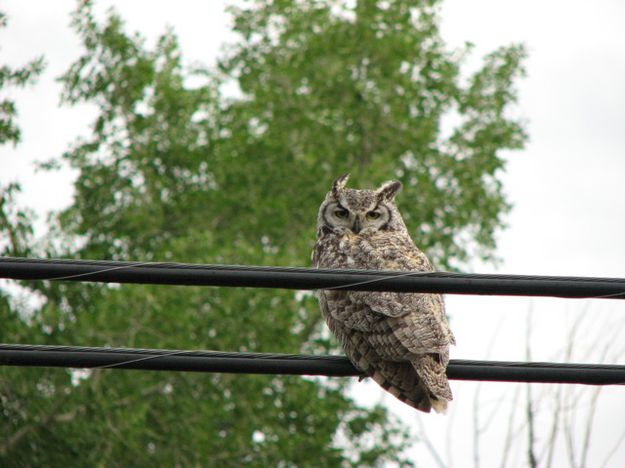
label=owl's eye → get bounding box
[366,210,381,219]
[334,209,349,218]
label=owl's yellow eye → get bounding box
[367,211,381,219]
[334,209,349,218]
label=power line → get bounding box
[2,258,624,385]
[1,344,624,385]
[1,257,625,299]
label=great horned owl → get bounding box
[312,174,455,413]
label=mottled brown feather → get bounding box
[313,177,455,413]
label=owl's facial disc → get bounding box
[323,199,391,234]
[360,204,391,233]
[322,201,354,232]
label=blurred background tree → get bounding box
[0,0,526,464]
[0,11,44,148]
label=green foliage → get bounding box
[222,0,526,268]
[0,12,44,146]
[0,183,34,257]
[0,11,42,258]
[1,0,526,465]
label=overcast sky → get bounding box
[2,1,625,466]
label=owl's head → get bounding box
[317,173,408,236]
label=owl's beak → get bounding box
[351,216,362,234]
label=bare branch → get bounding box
[543,384,562,468]
[601,423,625,468]
[579,387,601,468]
[498,385,521,468]
[414,414,447,468]
[525,308,538,468]
[445,392,458,467]
[472,384,482,468]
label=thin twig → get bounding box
[543,384,562,468]
[525,308,538,468]
[414,414,447,468]
[498,385,521,468]
[601,423,625,468]
[472,383,482,468]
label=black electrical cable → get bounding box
[1,344,624,385]
[1,257,625,299]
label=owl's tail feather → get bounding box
[369,362,435,413]
[411,354,452,414]
[339,326,447,413]
[430,397,449,414]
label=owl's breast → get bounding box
[359,231,433,272]
[313,231,361,269]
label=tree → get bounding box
[408,307,625,468]
[0,0,526,465]
[220,0,526,268]
[0,10,43,257]
[0,12,44,147]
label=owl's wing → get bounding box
[345,237,455,356]
[357,292,454,357]
[345,235,433,317]
[344,234,436,316]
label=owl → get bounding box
[312,174,455,413]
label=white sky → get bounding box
[2,1,625,466]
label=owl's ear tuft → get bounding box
[332,173,350,198]
[376,180,402,201]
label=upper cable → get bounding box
[1,257,624,299]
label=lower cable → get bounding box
[1,343,623,385]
